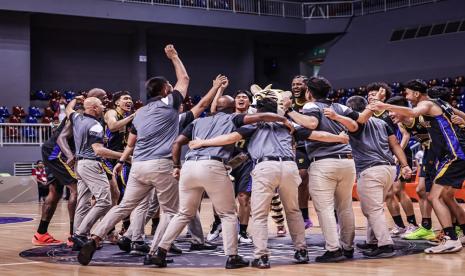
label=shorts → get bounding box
[295,147,310,170]
[42,151,77,187]
[116,163,131,202]
[419,147,436,193]
[101,160,114,180]
[434,158,465,189]
[231,159,253,196]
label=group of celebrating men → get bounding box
[31,44,465,269]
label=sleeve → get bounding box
[179,111,195,130]
[334,103,359,121]
[170,90,184,110]
[232,114,247,128]
[130,125,137,135]
[235,124,257,139]
[349,122,365,136]
[181,122,194,140]
[69,112,79,125]
[294,127,313,141]
[302,102,322,121]
[385,123,394,136]
[88,123,104,144]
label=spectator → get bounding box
[32,160,48,202]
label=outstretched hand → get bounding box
[213,75,229,89]
[323,108,337,120]
[164,44,178,60]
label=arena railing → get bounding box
[109,0,441,19]
[0,123,54,146]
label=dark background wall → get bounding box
[319,0,465,88]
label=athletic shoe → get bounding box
[457,232,465,245]
[32,232,63,246]
[251,255,270,269]
[66,236,74,247]
[403,224,418,235]
[190,243,217,251]
[276,225,287,237]
[238,232,253,244]
[362,244,396,258]
[428,230,445,246]
[144,247,168,267]
[402,226,435,240]
[356,242,378,251]
[225,255,249,269]
[424,236,462,254]
[304,218,313,229]
[294,249,309,263]
[315,249,346,263]
[343,248,354,259]
[390,226,406,237]
[71,234,89,251]
[169,243,183,255]
[78,239,97,266]
[130,242,150,256]
[206,221,222,242]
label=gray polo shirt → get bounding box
[70,112,104,159]
[131,91,183,161]
[182,112,246,161]
[349,117,395,174]
[236,122,312,161]
[302,100,358,160]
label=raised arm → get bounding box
[104,109,135,132]
[372,100,432,118]
[190,75,228,118]
[165,44,190,98]
[323,108,358,132]
[189,132,243,149]
[210,78,228,114]
[356,108,374,124]
[56,120,74,164]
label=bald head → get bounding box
[84,97,102,109]
[216,96,235,112]
[83,97,104,117]
[87,88,107,102]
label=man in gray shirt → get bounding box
[67,97,122,249]
[342,96,412,258]
[188,97,350,268]
[147,96,293,269]
[284,76,359,262]
[77,44,189,266]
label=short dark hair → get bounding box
[112,91,131,106]
[233,90,253,103]
[306,76,332,100]
[36,160,43,165]
[346,96,367,112]
[292,75,309,83]
[386,96,409,107]
[256,98,277,114]
[428,86,451,101]
[366,82,392,100]
[403,79,427,94]
[145,76,168,99]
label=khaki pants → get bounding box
[251,161,306,258]
[308,158,356,251]
[357,165,395,246]
[93,159,178,249]
[156,160,238,255]
[74,159,112,236]
[125,186,205,244]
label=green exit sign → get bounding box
[313,48,326,56]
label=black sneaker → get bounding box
[71,234,88,251]
[225,255,249,269]
[143,253,174,265]
[117,236,132,253]
[315,249,346,263]
[362,244,396,258]
[294,249,309,264]
[144,247,168,267]
[343,248,354,259]
[78,239,97,266]
[356,242,378,251]
[251,255,270,269]
[169,243,183,255]
[189,243,217,251]
[130,242,150,256]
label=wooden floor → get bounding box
[1,200,465,276]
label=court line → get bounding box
[0,261,42,267]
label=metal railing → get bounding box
[110,0,441,19]
[0,123,54,146]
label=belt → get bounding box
[255,156,294,164]
[76,157,102,162]
[366,161,393,169]
[311,154,353,163]
[185,156,225,163]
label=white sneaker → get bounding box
[457,232,465,245]
[424,236,462,254]
[238,233,253,244]
[390,226,406,238]
[206,222,222,242]
[401,224,418,238]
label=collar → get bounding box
[147,95,164,104]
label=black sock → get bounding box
[152,218,160,227]
[300,208,309,220]
[392,215,405,228]
[406,215,418,226]
[453,221,459,229]
[421,218,432,230]
[444,226,458,240]
[123,219,131,230]
[239,224,248,235]
[214,214,221,224]
[107,227,116,236]
[37,220,50,235]
[69,221,74,236]
[460,224,465,235]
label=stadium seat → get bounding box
[34,90,49,101]
[0,117,4,123]
[28,106,43,118]
[12,106,26,118]
[0,106,10,118]
[49,90,61,100]
[64,91,76,102]
[26,116,38,124]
